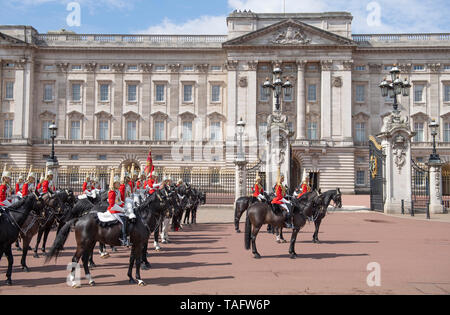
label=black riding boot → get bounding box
[283,209,293,229]
[120,219,129,247]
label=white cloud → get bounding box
[137,15,228,35]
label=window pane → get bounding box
[42,121,51,140]
[444,123,450,142]
[414,85,424,102]
[308,122,318,140]
[4,120,13,139]
[211,85,221,102]
[44,84,53,101]
[414,123,424,142]
[182,121,192,141]
[356,122,366,142]
[71,121,81,140]
[154,121,165,141]
[99,121,109,140]
[156,85,165,102]
[5,82,14,99]
[72,84,81,101]
[445,85,450,102]
[356,85,365,102]
[260,85,269,101]
[127,121,137,140]
[308,84,316,102]
[356,171,365,185]
[128,85,137,102]
[100,84,109,101]
[210,121,221,141]
[184,85,193,102]
[258,122,268,142]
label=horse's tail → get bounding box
[45,218,77,263]
[244,212,251,250]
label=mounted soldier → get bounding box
[21,171,36,197]
[107,169,129,246]
[0,169,13,208]
[251,176,265,203]
[296,177,311,199]
[271,173,293,229]
[41,170,56,200]
[36,173,44,194]
[15,175,25,200]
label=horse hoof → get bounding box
[129,278,137,284]
[111,247,117,252]
[282,239,287,244]
[72,282,81,289]
[137,280,146,287]
[236,229,241,233]
[142,264,151,270]
[89,263,96,269]
[253,253,261,259]
[6,279,12,286]
[290,253,297,259]
[22,266,30,272]
[33,253,39,259]
[100,253,110,259]
[155,246,161,251]
[89,281,96,287]
[276,239,281,244]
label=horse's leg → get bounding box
[234,205,244,233]
[5,245,13,285]
[127,252,136,284]
[251,225,262,259]
[193,209,197,225]
[153,229,160,251]
[34,228,44,257]
[313,218,323,243]
[20,235,32,272]
[69,247,83,288]
[99,242,110,259]
[289,228,300,259]
[15,239,22,251]
[142,242,151,270]
[41,227,51,253]
[134,245,145,286]
[280,228,287,243]
[82,248,95,286]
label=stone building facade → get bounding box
[1,11,450,194]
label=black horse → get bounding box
[45,193,158,287]
[310,189,342,243]
[244,193,320,259]
[0,194,45,285]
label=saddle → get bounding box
[96,211,122,227]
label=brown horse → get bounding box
[45,194,160,287]
[244,193,321,259]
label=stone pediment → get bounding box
[0,32,28,46]
[223,19,355,48]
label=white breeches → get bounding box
[161,218,170,240]
[257,194,265,201]
[125,198,136,219]
[2,199,12,207]
[111,213,124,225]
[110,204,125,213]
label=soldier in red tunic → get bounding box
[15,175,25,198]
[42,171,56,199]
[107,170,128,246]
[251,176,265,203]
[296,178,311,199]
[0,171,13,208]
[271,175,293,228]
[22,173,36,197]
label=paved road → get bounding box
[1,209,449,295]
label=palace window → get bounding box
[183,84,193,103]
[5,82,14,100]
[414,122,424,142]
[356,170,366,186]
[71,65,82,71]
[154,121,165,141]
[98,120,109,140]
[444,123,450,142]
[307,122,318,140]
[413,65,425,71]
[355,85,365,103]
[210,121,222,141]
[355,66,366,71]
[355,122,366,143]
[155,65,166,71]
[155,84,165,102]
[127,65,138,71]
[258,122,268,143]
[182,121,193,141]
[127,84,137,102]
[260,84,269,101]
[414,84,425,103]
[211,85,221,103]
[42,120,52,140]
[100,84,109,102]
[308,84,317,102]
[72,83,81,102]
[44,84,53,101]
[126,121,137,140]
[98,154,107,160]
[183,65,194,72]
[100,65,110,70]
[44,65,54,71]
[444,85,450,102]
[3,120,13,139]
[70,121,81,140]
[211,66,222,71]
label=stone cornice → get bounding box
[195,63,209,73]
[140,63,153,73]
[320,60,333,71]
[226,60,239,71]
[169,63,181,73]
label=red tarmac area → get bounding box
[1,212,449,295]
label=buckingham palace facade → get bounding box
[1,11,450,194]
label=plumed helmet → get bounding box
[2,171,11,178]
[18,175,24,181]
[28,172,36,180]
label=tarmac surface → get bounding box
[1,206,450,295]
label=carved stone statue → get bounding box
[272,26,311,45]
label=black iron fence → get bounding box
[411,160,430,213]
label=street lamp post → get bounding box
[234,117,248,202]
[236,117,246,162]
[263,65,293,112]
[379,65,411,114]
[428,119,441,163]
[48,122,58,164]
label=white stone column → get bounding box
[226,60,238,163]
[247,61,258,162]
[235,160,248,202]
[320,60,333,140]
[296,60,306,140]
[341,60,353,143]
[428,160,444,214]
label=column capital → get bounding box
[140,63,153,73]
[342,60,354,71]
[226,60,239,71]
[427,63,441,73]
[195,63,210,73]
[296,60,307,70]
[247,60,258,71]
[56,62,69,73]
[320,60,333,71]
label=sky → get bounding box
[0,0,449,35]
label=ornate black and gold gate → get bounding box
[369,136,385,212]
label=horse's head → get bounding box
[31,192,46,214]
[332,188,343,209]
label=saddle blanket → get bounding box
[97,211,121,224]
